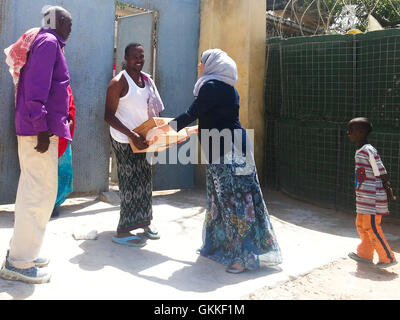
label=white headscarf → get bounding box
[193,49,238,97]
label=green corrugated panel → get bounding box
[264,119,279,189]
[266,42,282,119]
[280,37,354,121]
[278,120,338,208]
[335,124,357,213]
[264,30,400,219]
[356,31,400,126]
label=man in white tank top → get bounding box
[104,44,163,247]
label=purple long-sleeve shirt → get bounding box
[15,29,71,140]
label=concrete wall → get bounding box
[0,0,266,203]
[198,0,267,184]
[119,0,201,190]
[0,0,17,203]
[0,0,115,203]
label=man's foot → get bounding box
[348,252,373,264]
[4,250,49,268]
[51,207,60,219]
[112,234,147,247]
[0,259,51,284]
[375,261,398,269]
[143,227,160,240]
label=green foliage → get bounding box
[116,2,129,11]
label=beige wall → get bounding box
[196,0,267,186]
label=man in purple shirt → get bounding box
[0,6,72,284]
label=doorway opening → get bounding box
[109,2,159,184]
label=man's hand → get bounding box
[129,131,148,150]
[35,131,50,153]
[68,116,74,132]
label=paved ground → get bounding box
[0,187,399,300]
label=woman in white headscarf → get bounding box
[147,49,282,273]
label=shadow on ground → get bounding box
[69,231,282,293]
[0,277,35,300]
[351,261,399,281]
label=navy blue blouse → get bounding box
[172,80,248,163]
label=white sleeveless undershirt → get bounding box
[110,70,151,144]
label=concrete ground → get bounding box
[0,187,399,300]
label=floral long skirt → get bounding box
[111,138,153,233]
[199,154,282,270]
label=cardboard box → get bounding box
[129,117,188,153]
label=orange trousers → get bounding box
[356,213,396,264]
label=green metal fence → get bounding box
[265,29,400,219]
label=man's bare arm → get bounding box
[104,78,148,150]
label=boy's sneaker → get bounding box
[375,261,398,269]
[0,259,51,284]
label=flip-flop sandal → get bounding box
[112,235,147,247]
[143,228,160,240]
[348,252,373,264]
[226,265,246,274]
[375,261,398,269]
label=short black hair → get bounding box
[125,43,143,57]
[349,117,373,135]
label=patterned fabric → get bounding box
[199,152,282,270]
[355,144,388,215]
[54,142,73,208]
[141,72,165,118]
[4,27,41,97]
[59,86,76,157]
[111,137,153,232]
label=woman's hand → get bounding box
[185,125,198,136]
[146,127,165,144]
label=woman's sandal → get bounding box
[226,263,246,274]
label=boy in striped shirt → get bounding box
[347,117,397,268]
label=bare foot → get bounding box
[230,262,245,271]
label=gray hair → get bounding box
[41,5,71,29]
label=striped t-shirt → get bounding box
[355,144,388,215]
